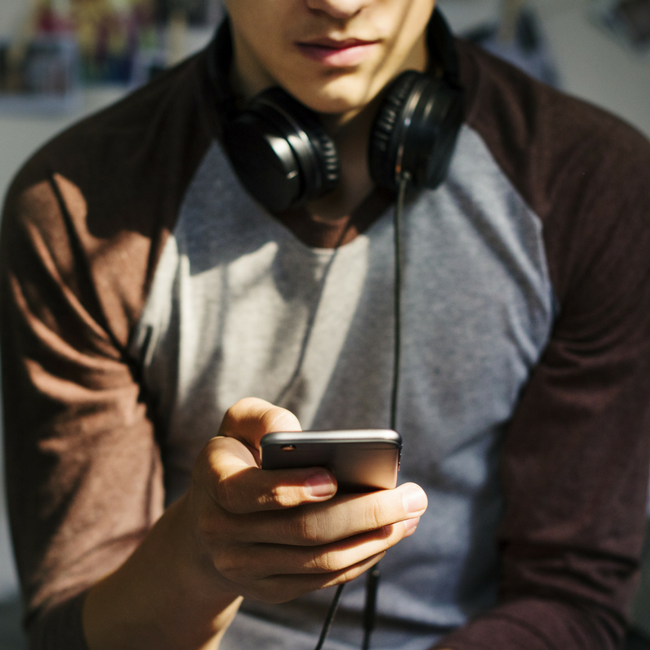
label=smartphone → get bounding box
[260,429,402,493]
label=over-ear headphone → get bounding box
[209,8,465,212]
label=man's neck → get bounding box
[305,96,382,223]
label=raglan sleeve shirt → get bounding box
[1,42,650,650]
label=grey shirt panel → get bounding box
[130,123,554,648]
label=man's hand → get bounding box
[83,397,427,650]
[188,397,428,603]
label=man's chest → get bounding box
[131,130,555,503]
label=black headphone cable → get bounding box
[313,171,410,650]
[389,171,409,435]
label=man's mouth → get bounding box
[295,38,381,67]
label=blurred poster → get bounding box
[154,0,221,26]
[64,0,156,83]
[0,35,82,114]
[591,0,650,52]
[1,0,222,97]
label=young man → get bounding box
[2,1,650,649]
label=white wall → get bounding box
[534,0,650,138]
[0,2,29,40]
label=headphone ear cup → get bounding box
[223,88,340,212]
[369,70,463,192]
[282,94,341,197]
[368,71,421,191]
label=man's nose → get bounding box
[304,0,370,20]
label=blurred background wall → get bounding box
[0,0,649,647]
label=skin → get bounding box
[83,1,440,648]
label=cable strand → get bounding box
[390,172,410,432]
[312,173,411,650]
[314,583,346,650]
[361,566,381,650]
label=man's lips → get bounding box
[295,38,380,67]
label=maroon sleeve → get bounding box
[1,162,165,650]
[0,53,212,648]
[436,42,650,650]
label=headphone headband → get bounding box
[208,15,236,118]
[426,8,461,88]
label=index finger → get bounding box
[196,436,337,514]
[205,397,338,512]
[218,397,302,464]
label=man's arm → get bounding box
[1,174,427,648]
[1,169,168,648]
[432,262,650,650]
[430,86,650,650]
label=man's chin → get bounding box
[287,79,383,122]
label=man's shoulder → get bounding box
[455,38,650,307]
[0,51,220,344]
[6,49,217,218]
[456,37,650,219]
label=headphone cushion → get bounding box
[251,88,341,199]
[293,105,340,195]
[368,71,421,190]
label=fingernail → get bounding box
[402,486,427,515]
[404,518,419,535]
[305,472,336,497]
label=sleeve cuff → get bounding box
[432,597,622,650]
[28,591,89,650]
